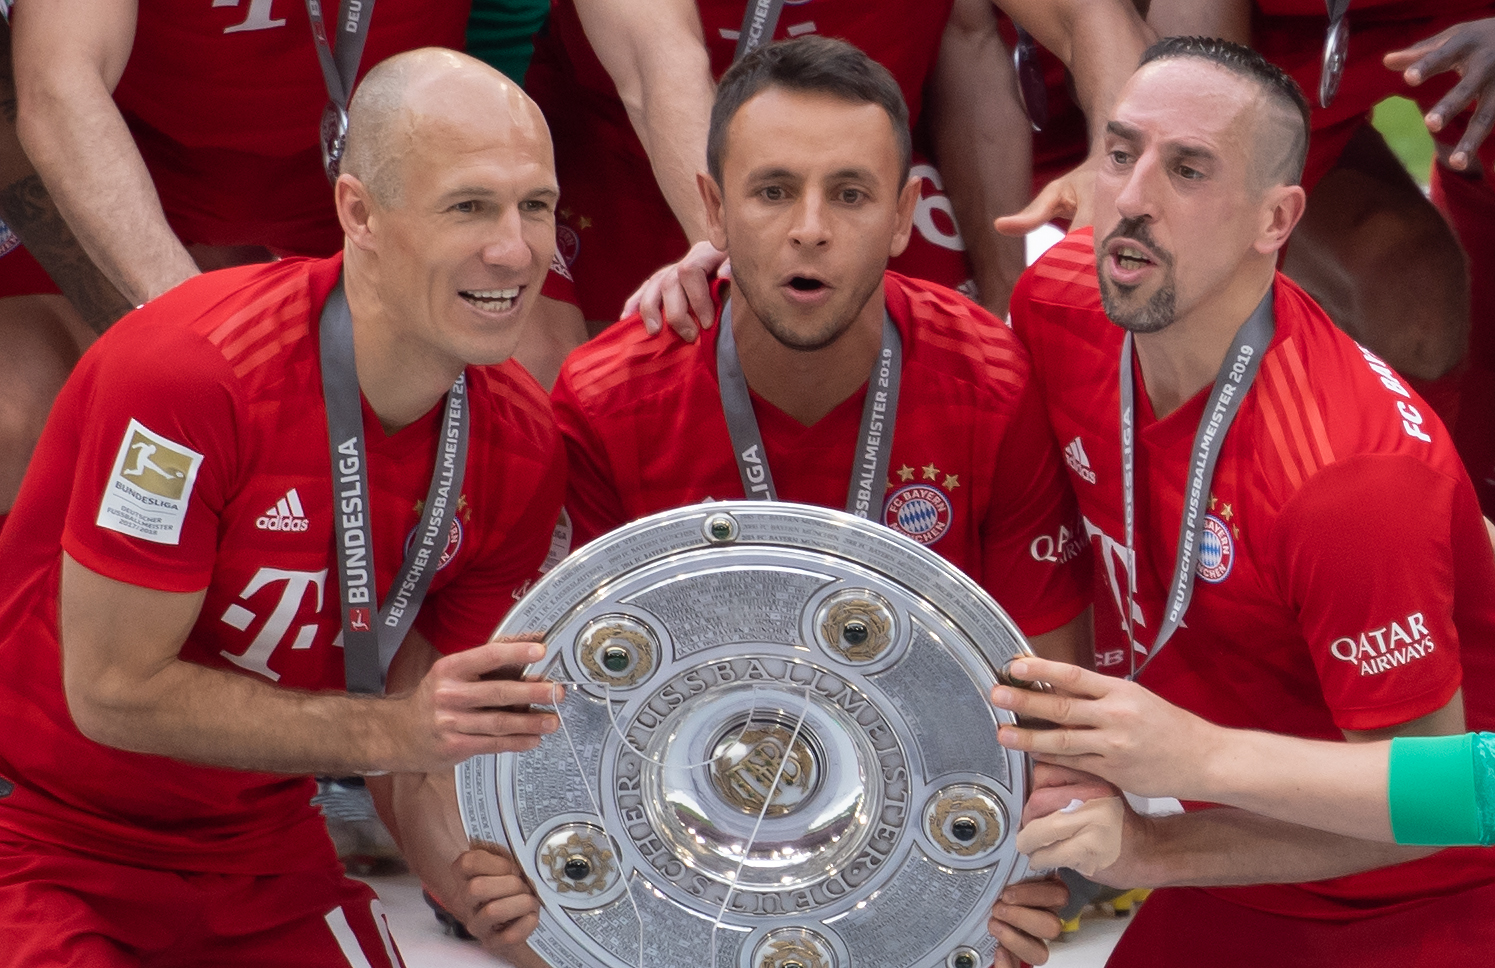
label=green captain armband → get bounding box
[1388,733,1490,846]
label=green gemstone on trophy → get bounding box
[602,646,630,672]
[954,954,976,968]
[711,520,733,540]
[563,856,592,880]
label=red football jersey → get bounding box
[1012,230,1495,953]
[106,0,469,254]
[553,272,1091,638]
[526,0,974,319]
[0,255,564,875]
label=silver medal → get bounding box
[1319,16,1349,109]
[320,102,348,184]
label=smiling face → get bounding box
[702,86,919,352]
[1093,58,1284,334]
[361,67,558,370]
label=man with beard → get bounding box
[1008,36,1495,966]
[553,35,1092,967]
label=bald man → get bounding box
[0,48,563,965]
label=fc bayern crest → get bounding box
[404,519,463,571]
[1196,514,1234,583]
[883,484,952,545]
[556,224,581,268]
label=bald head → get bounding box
[342,47,551,207]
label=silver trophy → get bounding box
[458,502,1033,968]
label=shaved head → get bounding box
[342,47,550,207]
[1139,36,1309,192]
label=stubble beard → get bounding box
[743,272,883,354]
[1097,217,1178,334]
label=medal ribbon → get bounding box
[717,298,902,519]
[1120,288,1274,681]
[306,0,373,113]
[320,281,470,694]
[732,0,788,61]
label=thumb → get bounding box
[996,180,1076,237]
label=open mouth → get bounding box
[786,276,826,293]
[459,287,521,312]
[1113,246,1154,271]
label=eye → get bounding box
[1177,164,1202,180]
[761,185,787,201]
[451,200,479,214]
[1108,149,1133,167]
[838,188,865,204]
[520,198,552,213]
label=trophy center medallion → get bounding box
[708,719,821,818]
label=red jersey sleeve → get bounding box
[413,420,568,655]
[551,368,630,550]
[61,324,242,594]
[980,375,1091,637]
[1275,454,1464,732]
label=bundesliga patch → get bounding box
[883,484,952,545]
[0,219,19,259]
[96,419,204,545]
[1195,514,1234,583]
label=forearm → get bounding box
[1123,807,1436,889]
[1145,0,1251,46]
[13,50,196,302]
[576,0,715,243]
[1198,730,1393,842]
[69,653,412,775]
[1003,0,1155,142]
[928,4,1030,314]
[0,25,129,330]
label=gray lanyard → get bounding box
[716,299,901,518]
[1320,0,1352,107]
[733,0,788,61]
[305,0,377,183]
[319,281,470,693]
[1120,289,1274,681]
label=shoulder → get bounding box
[1252,275,1464,502]
[468,361,561,457]
[885,271,1031,394]
[554,310,712,418]
[1009,230,1110,357]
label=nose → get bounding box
[1113,150,1160,225]
[481,205,532,270]
[787,193,830,249]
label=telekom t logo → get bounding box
[219,567,329,680]
[213,0,286,34]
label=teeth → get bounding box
[1117,247,1148,262]
[464,288,520,299]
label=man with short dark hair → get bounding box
[0,48,562,965]
[554,36,1093,965]
[1010,35,1495,966]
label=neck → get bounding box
[343,254,463,433]
[731,287,886,426]
[1133,269,1273,419]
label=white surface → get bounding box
[363,872,1127,968]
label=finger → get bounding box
[453,847,516,879]
[1007,656,1111,697]
[466,873,533,914]
[447,706,561,741]
[988,918,1054,966]
[995,181,1074,237]
[637,273,666,335]
[471,892,540,938]
[1450,87,1495,168]
[659,272,695,339]
[999,877,1070,911]
[989,685,1098,729]
[491,910,541,946]
[622,284,643,320]
[990,897,1065,942]
[441,639,548,681]
[1383,29,1458,79]
[1425,72,1482,134]
[682,265,715,329]
[1408,32,1475,87]
[452,677,567,712]
[991,949,1022,968]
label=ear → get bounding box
[889,172,922,259]
[1253,183,1306,257]
[699,171,729,252]
[336,174,378,251]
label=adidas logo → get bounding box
[256,488,310,532]
[1064,437,1097,484]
